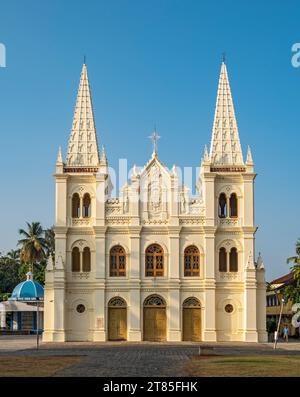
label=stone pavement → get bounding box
[0,335,299,377]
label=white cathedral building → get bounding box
[43,61,267,343]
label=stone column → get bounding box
[167,228,181,341]
[43,227,67,342]
[168,228,180,279]
[128,227,142,341]
[13,312,18,330]
[257,268,268,342]
[93,226,107,341]
[52,285,66,341]
[55,175,68,226]
[244,272,258,342]
[128,289,142,341]
[203,230,217,341]
[0,311,6,329]
[243,231,259,342]
[168,289,181,341]
[93,289,106,341]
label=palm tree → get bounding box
[5,249,20,265]
[287,238,300,278]
[284,239,300,304]
[18,222,47,273]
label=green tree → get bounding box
[0,250,21,301]
[18,222,48,275]
[284,239,300,304]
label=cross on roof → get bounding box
[148,129,161,155]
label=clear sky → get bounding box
[0,0,299,280]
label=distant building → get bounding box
[0,272,44,333]
[266,272,299,337]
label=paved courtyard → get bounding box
[0,335,299,377]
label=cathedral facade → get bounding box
[43,62,267,343]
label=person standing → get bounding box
[283,325,289,342]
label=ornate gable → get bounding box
[139,155,171,222]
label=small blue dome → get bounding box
[10,272,44,301]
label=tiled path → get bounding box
[0,335,299,377]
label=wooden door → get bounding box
[144,307,166,341]
[183,308,201,341]
[108,307,127,341]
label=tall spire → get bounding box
[66,63,100,167]
[209,61,244,166]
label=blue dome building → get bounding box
[10,272,44,301]
[0,272,44,334]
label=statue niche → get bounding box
[148,165,162,215]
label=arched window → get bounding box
[82,247,91,272]
[145,244,164,277]
[110,245,126,277]
[72,193,80,218]
[184,246,200,277]
[229,247,238,272]
[218,193,227,218]
[72,247,80,272]
[219,247,227,272]
[82,193,91,218]
[229,193,238,218]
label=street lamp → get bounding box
[36,297,40,350]
[273,292,285,350]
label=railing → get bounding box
[71,218,93,227]
[218,217,241,227]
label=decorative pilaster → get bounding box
[203,230,217,341]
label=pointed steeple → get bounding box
[209,61,244,166]
[66,63,100,167]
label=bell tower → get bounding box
[43,63,110,342]
[200,60,267,342]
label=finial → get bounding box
[26,271,33,281]
[222,52,226,64]
[204,145,209,162]
[246,145,253,165]
[148,129,161,156]
[56,145,63,164]
[133,164,138,176]
[257,252,264,269]
[83,55,86,65]
[100,145,107,164]
[172,164,177,176]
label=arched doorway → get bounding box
[143,295,166,342]
[108,297,127,341]
[182,297,201,341]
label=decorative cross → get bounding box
[148,129,161,155]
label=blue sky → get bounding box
[0,0,299,280]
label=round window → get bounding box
[225,304,234,313]
[76,304,86,314]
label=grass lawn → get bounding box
[0,355,83,376]
[184,355,300,377]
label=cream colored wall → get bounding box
[44,154,268,343]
